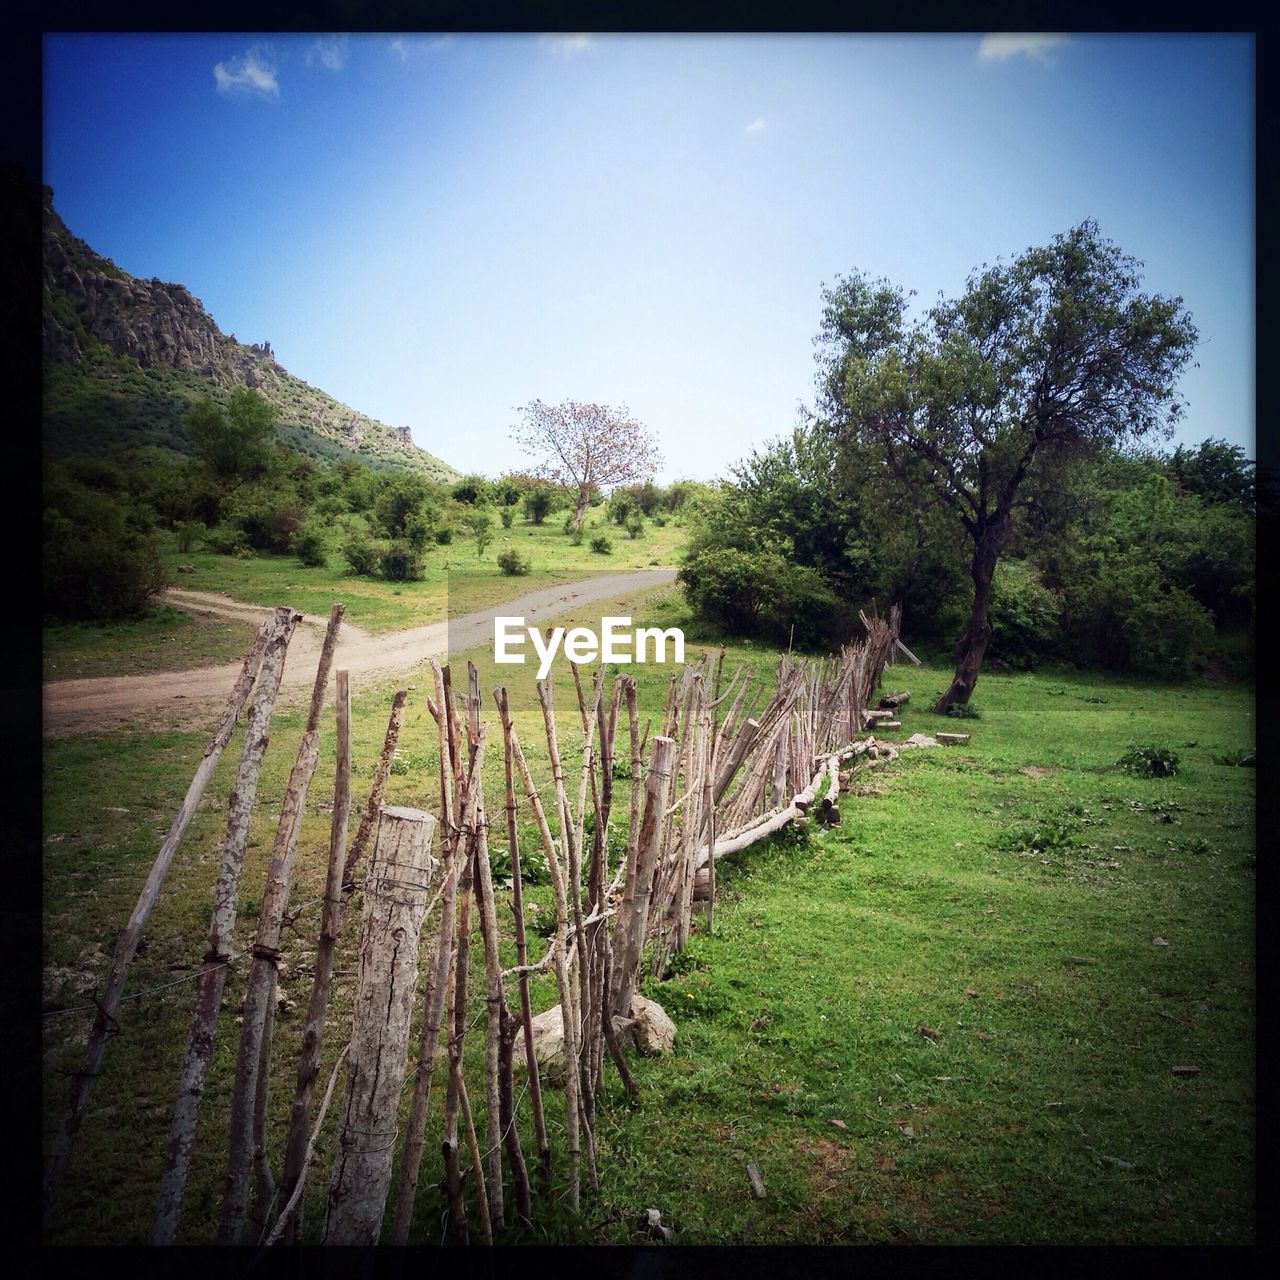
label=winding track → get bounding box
[43,568,678,736]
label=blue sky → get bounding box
[43,32,1255,481]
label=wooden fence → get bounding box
[44,603,912,1244]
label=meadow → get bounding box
[41,577,1255,1245]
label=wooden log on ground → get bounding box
[936,731,971,745]
[43,621,270,1226]
[322,806,438,1245]
[877,691,911,709]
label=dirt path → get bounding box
[43,568,678,737]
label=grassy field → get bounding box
[43,505,687,682]
[41,583,1255,1245]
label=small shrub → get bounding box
[625,512,645,540]
[590,534,613,555]
[1212,748,1255,767]
[463,513,493,556]
[497,548,531,576]
[1116,744,1180,778]
[500,508,515,529]
[524,487,553,525]
[434,526,453,546]
[999,815,1079,854]
[946,702,982,720]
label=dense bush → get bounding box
[679,545,847,648]
[341,532,381,576]
[524,487,554,525]
[294,523,328,567]
[380,539,424,582]
[43,479,168,620]
[451,474,490,505]
[590,534,613,555]
[987,562,1064,668]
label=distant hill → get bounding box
[40,180,457,480]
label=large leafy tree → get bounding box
[815,221,1198,712]
[512,398,662,532]
[186,387,278,484]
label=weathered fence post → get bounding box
[610,735,676,1019]
[322,805,438,1245]
[152,606,300,1246]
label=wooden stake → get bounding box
[277,668,352,1243]
[220,603,344,1243]
[341,688,408,890]
[152,606,299,1246]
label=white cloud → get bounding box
[213,46,279,98]
[744,116,766,134]
[388,34,454,62]
[306,36,349,71]
[542,33,593,57]
[977,33,1068,64]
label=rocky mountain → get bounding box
[41,184,456,480]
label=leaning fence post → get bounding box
[152,606,300,1246]
[322,806,438,1246]
[42,621,270,1226]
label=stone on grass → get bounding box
[630,994,677,1056]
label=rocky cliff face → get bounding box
[42,186,455,479]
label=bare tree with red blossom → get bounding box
[511,399,663,533]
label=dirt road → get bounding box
[43,568,678,737]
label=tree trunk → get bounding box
[934,523,1005,714]
[570,487,591,533]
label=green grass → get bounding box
[43,606,258,681]
[41,584,1254,1244]
[160,509,685,633]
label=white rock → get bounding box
[902,733,939,749]
[630,994,677,1056]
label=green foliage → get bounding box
[496,548,531,576]
[997,814,1079,854]
[463,512,494,556]
[379,539,424,582]
[341,531,381,576]
[500,507,515,529]
[679,544,846,649]
[1167,438,1256,509]
[1212,748,1255,767]
[945,702,982,720]
[203,523,250,555]
[625,511,645,540]
[186,388,277,484]
[1116,743,1181,778]
[43,473,169,621]
[434,525,453,545]
[590,534,613,555]
[294,523,328,568]
[523,486,554,525]
[451,474,490,505]
[374,473,432,541]
[987,561,1063,668]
